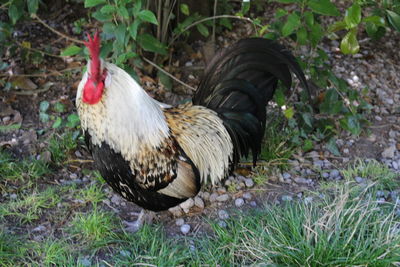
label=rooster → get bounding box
[76,33,308,231]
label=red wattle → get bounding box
[83,79,104,104]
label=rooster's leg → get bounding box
[123,209,154,233]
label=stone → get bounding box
[175,218,185,226]
[180,224,191,234]
[382,145,396,159]
[234,198,244,207]
[120,250,131,257]
[202,192,210,201]
[242,192,252,200]
[304,197,313,204]
[322,172,330,179]
[218,210,229,220]
[70,173,78,179]
[218,220,227,228]
[180,198,194,210]
[209,192,219,202]
[168,206,184,217]
[330,170,340,178]
[294,177,308,184]
[216,194,229,202]
[281,195,293,201]
[282,172,291,179]
[244,178,254,188]
[355,176,364,183]
[194,196,204,209]
[249,201,257,207]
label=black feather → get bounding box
[193,38,309,165]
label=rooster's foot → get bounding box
[123,209,154,233]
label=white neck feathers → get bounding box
[76,62,170,158]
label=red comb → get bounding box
[84,31,101,81]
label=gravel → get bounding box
[355,176,365,183]
[234,198,245,207]
[180,224,191,234]
[218,210,229,220]
[175,218,185,226]
[216,194,230,202]
[194,196,205,209]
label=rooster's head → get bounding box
[83,32,106,105]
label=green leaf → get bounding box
[39,112,49,123]
[301,113,313,128]
[296,27,308,45]
[273,0,300,3]
[284,107,294,119]
[66,114,80,128]
[196,23,209,37]
[118,6,129,19]
[340,29,359,54]
[309,23,324,47]
[282,13,300,36]
[138,10,158,25]
[137,34,167,55]
[308,0,340,16]
[386,10,400,32]
[116,52,137,65]
[53,102,65,113]
[365,22,386,40]
[220,18,232,30]
[275,8,288,19]
[0,123,21,132]
[92,10,113,22]
[115,24,126,46]
[274,88,285,107]
[326,138,341,156]
[340,115,361,135]
[39,101,50,112]
[61,45,82,56]
[27,0,39,15]
[303,139,313,152]
[304,11,314,27]
[102,22,115,35]
[129,20,141,40]
[362,15,385,27]
[84,0,106,8]
[52,117,62,129]
[158,70,172,90]
[328,21,347,32]
[100,5,116,14]
[180,4,190,16]
[344,3,361,28]
[8,4,23,24]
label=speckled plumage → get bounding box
[77,37,308,211]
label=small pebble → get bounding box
[355,176,364,183]
[78,258,91,267]
[294,177,308,184]
[377,198,386,204]
[242,192,252,200]
[175,218,185,226]
[180,224,191,235]
[282,172,291,179]
[180,198,194,210]
[202,192,210,201]
[392,161,399,170]
[70,173,78,179]
[194,196,204,209]
[32,225,46,232]
[120,250,131,257]
[304,196,313,204]
[322,172,330,179]
[330,169,340,178]
[281,195,293,201]
[9,193,17,199]
[249,201,257,207]
[235,198,244,207]
[218,220,227,228]
[343,148,349,154]
[168,206,184,217]
[209,192,218,202]
[244,178,254,188]
[218,210,229,220]
[216,194,229,202]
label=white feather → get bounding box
[76,62,169,161]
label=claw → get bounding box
[123,209,155,233]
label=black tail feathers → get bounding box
[193,38,309,166]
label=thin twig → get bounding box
[33,14,85,45]
[0,67,80,78]
[0,2,10,9]
[142,57,196,91]
[15,40,64,58]
[212,0,218,44]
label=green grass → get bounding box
[48,131,78,164]
[0,187,61,223]
[342,159,400,190]
[1,145,400,265]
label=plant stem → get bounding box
[142,57,196,91]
